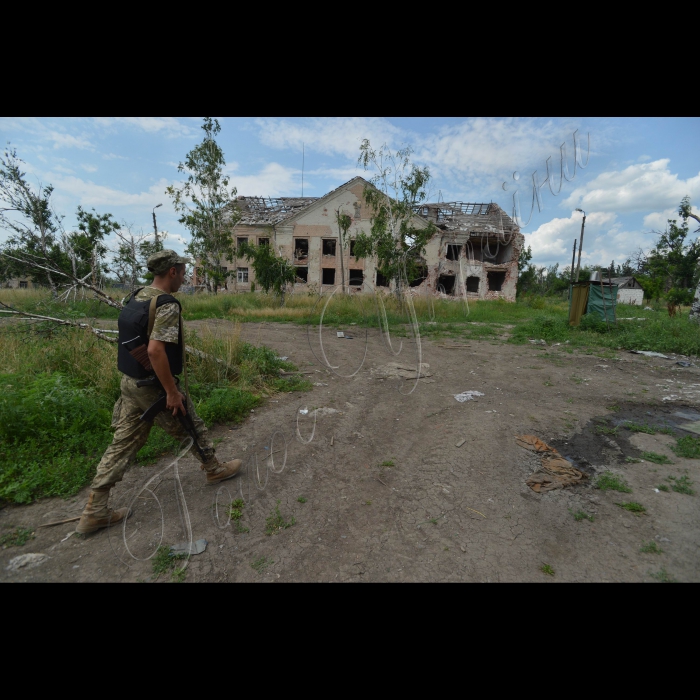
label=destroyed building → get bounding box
[193,176,524,301]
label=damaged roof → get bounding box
[234,196,319,226]
[414,201,518,235]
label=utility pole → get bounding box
[568,239,577,299]
[152,203,162,248]
[574,208,586,282]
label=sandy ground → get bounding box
[2,319,699,583]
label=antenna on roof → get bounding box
[301,142,305,197]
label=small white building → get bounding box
[611,276,644,305]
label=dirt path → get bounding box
[2,320,699,582]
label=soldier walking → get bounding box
[76,250,242,534]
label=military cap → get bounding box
[147,249,192,275]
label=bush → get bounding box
[196,388,261,427]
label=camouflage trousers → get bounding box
[90,375,214,490]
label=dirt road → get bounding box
[2,320,699,582]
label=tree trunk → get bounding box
[690,260,700,324]
[338,234,345,293]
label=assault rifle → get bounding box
[139,378,208,462]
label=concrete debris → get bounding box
[529,339,547,345]
[171,539,208,556]
[5,553,50,572]
[454,391,485,402]
[630,350,670,359]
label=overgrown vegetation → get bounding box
[640,541,663,554]
[615,501,646,513]
[264,499,296,536]
[0,323,309,504]
[151,545,188,583]
[569,509,594,522]
[672,435,700,459]
[641,451,673,465]
[667,474,695,495]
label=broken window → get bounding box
[446,244,461,261]
[437,274,456,295]
[349,240,356,257]
[409,263,427,287]
[376,271,389,287]
[237,268,248,283]
[487,270,506,291]
[349,270,364,286]
[19,281,28,289]
[322,239,337,256]
[295,267,308,283]
[294,238,308,261]
[322,268,336,285]
[466,276,480,293]
[258,237,270,246]
[237,237,248,253]
[353,202,361,219]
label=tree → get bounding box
[238,239,296,303]
[335,210,352,292]
[0,146,66,293]
[354,141,436,294]
[166,118,239,294]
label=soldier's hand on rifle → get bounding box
[166,389,186,416]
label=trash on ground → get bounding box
[528,339,547,345]
[454,391,484,402]
[337,331,345,338]
[515,434,584,493]
[372,362,432,380]
[455,438,466,448]
[630,350,669,359]
[676,361,695,367]
[313,382,328,386]
[5,553,50,572]
[299,408,309,415]
[170,539,207,556]
[644,306,654,310]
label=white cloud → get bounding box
[103,152,128,160]
[47,173,171,209]
[49,131,93,150]
[93,117,196,138]
[81,163,98,173]
[228,162,300,197]
[255,117,405,159]
[563,159,700,213]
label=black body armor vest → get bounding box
[117,289,183,379]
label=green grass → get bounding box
[540,564,555,576]
[0,526,35,547]
[668,474,695,495]
[640,541,663,554]
[671,435,700,459]
[615,501,646,513]
[0,324,309,504]
[594,424,618,436]
[297,496,307,503]
[650,568,676,583]
[607,404,620,412]
[380,460,395,467]
[595,471,632,493]
[641,451,673,465]
[624,422,657,434]
[569,509,595,522]
[625,456,641,463]
[151,545,188,582]
[264,500,296,536]
[250,556,272,573]
[657,484,670,492]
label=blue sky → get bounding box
[2,116,699,271]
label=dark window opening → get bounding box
[295,267,308,283]
[376,271,389,287]
[294,238,309,261]
[446,244,461,261]
[466,276,480,293]
[322,268,336,285]
[19,281,28,289]
[322,239,337,256]
[409,264,427,288]
[349,240,356,257]
[258,237,270,246]
[487,270,506,291]
[237,268,248,283]
[349,270,364,286]
[465,240,483,262]
[438,274,456,295]
[237,237,248,252]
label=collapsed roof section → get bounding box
[234,196,319,226]
[413,201,518,237]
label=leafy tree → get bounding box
[354,140,436,293]
[335,210,352,292]
[166,118,239,294]
[238,239,296,303]
[0,146,66,292]
[64,206,119,286]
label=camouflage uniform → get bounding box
[90,286,214,490]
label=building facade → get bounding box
[193,177,524,301]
